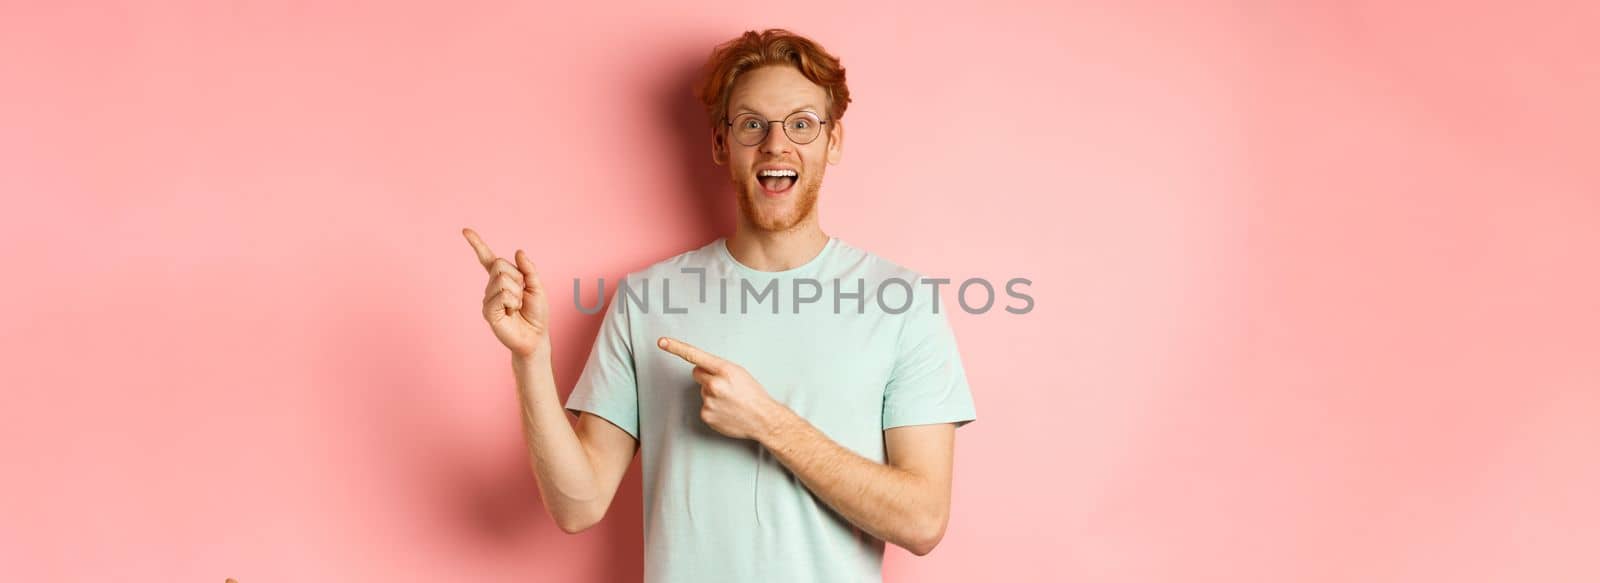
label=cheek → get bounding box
[728,153,755,179]
[807,144,832,166]
[802,152,826,177]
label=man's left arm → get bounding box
[654,335,967,556]
[757,408,955,556]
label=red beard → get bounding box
[733,170,822,232]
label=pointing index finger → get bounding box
[461,228,497,271]
[657,337,724,373]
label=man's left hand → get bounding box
[657,336,783,441]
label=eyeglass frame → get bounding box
[722,110,832,146]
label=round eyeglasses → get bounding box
[724,111,830,147]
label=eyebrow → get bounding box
[732,105,820,117]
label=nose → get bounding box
[759,123,794,156]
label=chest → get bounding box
[634,309,903,440]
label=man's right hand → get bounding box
[463,227,550,357]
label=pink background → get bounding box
[2,1,1597,581]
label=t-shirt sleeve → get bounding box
[882,282,977,430]
[564,286,641,440]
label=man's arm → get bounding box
[654,336,961,556]
[512,346,638,534]
[462,228,637,535]
[757,409,957,556]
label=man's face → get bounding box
[713,65,844,233]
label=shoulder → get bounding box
[837,238,942,286]
[620,238,723,283]
[831,239,949,313]
[831,238,924,280]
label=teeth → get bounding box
[758,169,797,177]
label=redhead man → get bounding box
[463,28,975,583]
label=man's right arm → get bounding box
[460,227,635,534]
[511,345,638,534]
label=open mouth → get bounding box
[757,168,798,196]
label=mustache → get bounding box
[750,161,800,170]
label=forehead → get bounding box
[727,66,828,115]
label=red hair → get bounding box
[695,29,852,132]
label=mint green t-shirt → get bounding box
[564,236,977,583]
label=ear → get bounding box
[711,128,728,166]
[825,119,844,165]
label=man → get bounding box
[461,28,976,583]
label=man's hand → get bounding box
[463,227,550,357]
[657,337,782,441]
[658,337,956,555]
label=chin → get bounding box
[736,176,821,232]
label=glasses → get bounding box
[724,111,830,146]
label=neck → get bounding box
[726,216,830,272]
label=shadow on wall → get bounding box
[329,38,732,582]
[661,40,737,239]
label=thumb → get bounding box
[515,249,540,283]
[515,249,545,303]
[515,249,548,324]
